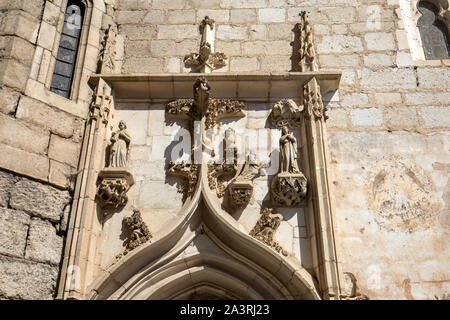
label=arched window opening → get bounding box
[50,1,86,98]
[417,1,450,60]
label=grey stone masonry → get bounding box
[25,218,63,266]
[9,177,71,222]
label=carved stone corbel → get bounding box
[96,120,135,211]
[205,98,246,130]
[250,208,288,256]
[116,209,152,259]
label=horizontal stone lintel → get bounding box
[89,72,341,102]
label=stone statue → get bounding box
[279,126,300,174]
[109,120,131,168]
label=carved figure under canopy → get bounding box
[279,126,300,174]
[109,120,131,168]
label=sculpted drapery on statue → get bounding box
[279,126,300,174]
[109,120,131,168]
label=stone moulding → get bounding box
[250,208,288,256]
[96,168,135,210]
[304,77,328,121]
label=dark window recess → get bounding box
[50,1,85,99]
[417,1,450,60]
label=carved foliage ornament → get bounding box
[116,209,152,259]
[250,208,288,256]
[98,24,118,74]
[304,77,328,121]
[89,83,111,126]
[298,11,318,72]
[270,99,304,129]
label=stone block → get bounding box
[317,35,364,53]
[230,9,257,23]
[16,96,78,139]
[167,10,196,23]
[260,55,291,72]
[48,160,72,189]
[363,53,393,67]
[42,0,60,26]
[48,134,80,168]
[0,142,49,182]
[0,10,39,44]
[150,40,176,57]
[0,59,30,91]
[319,54,361,68]
[417,68,450,89]
[25,218,63,266]
[341,93,369,107]
[10,177,71,222]
[321,7,355,23]
[326,108,348,129]
[230,57,258,72]
[0,0,45,19]
[152,0,185,9]
[384,106,418,130]
[196,9,230,23]
[258,8,285,23]
[0,170,18,207]
[122,56,164,73]
[350,108,383,127]
[221,0,266,8]
[360,68,417,90]
[404,92,450,105]
[187,0,221,9]
[0,86,20,114]
[266,24,294,40]
[242,40,291,56]
[36,21,56,51]
[157,25,199,40]
[0,36,35,66]
[419,107,450,128]
[0,207,30,257]
[0,255,58,300]
[364,32,396,51]
[249,24,266,40]
[0,113,50,155]
[373,92,402,105]
[119,25,157,41]
[217,25,248,40]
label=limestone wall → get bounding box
[115,0,450,299]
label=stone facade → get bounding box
[0,0,449,300]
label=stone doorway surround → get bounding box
[57,71,342,300]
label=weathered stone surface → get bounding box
[350,108,383,127]
[417,68,450,89]
[16,96,78,139]
[25,218,63,266]
[360,68,417,90]
[10,178,71,222]
[0,255,58,300]
[0,170,17,207]
[0,207,30,258]
[419,107,450,128]
[0,142,49,182]
[0,113,49,155]
[48,135,80,168]
[0,86,20,115]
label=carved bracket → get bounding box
[96,168,135,210]
[271,172,307,207]
[250,208,288,256]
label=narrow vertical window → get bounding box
[417,1,450,60]
[50,1,85,98]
